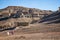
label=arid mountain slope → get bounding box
[0,6,52,14]
[0,6,60,31]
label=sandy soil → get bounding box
[0,23,60,40]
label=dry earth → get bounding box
[0,23,60,40]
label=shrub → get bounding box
[16,22,29,26]
[30,20,38,24]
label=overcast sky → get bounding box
[0,0,60,11]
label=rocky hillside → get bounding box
[39,10,60,24]
[0,6,59,31]
[0,6,53,23]
[0,6,52,14]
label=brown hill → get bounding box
[0,6,57,31]
[0,6,52,14]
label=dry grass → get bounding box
[0,23,60,40]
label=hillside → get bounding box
[39,10,60,24]
[0,6,52,14]
[0,6,60,40]
[0,6,53,29]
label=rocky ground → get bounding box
[0,23,60,40]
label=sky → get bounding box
[0,0,60,11]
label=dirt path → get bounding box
[0,32,60,40]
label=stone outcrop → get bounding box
[39,10,60,24]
